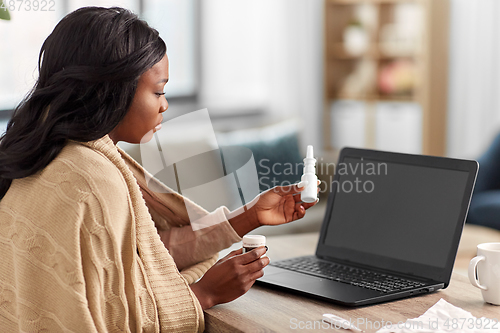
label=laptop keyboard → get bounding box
[271,257,426,293]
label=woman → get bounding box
[0,7,317,332]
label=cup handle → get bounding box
[468,256,488,290]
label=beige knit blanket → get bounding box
[0,135,240,332]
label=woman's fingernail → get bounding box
[297,181,309,188]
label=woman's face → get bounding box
[110,54,169,144]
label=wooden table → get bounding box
[205,225,500,332]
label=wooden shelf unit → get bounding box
[323,0,449,156]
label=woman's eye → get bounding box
[155,92,165,97]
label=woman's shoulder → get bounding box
[0,139,131,228]
[57,140,120,171]
[38,140,129,199]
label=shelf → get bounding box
[328,43,419,60]
[331,93,416,102]
[328,43,376,60]
[326,0,421,5]
[323,0,449,156]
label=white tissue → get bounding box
[376,299,499,333]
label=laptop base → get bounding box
[258,261,443,307]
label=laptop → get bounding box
[257,147,478,306]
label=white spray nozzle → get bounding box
[306,145,314,159]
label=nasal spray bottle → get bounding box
[301,145,318,203]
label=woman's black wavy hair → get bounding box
[0,6,166,199]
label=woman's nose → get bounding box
[161,97,168,113]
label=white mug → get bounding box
[468,242,500,305]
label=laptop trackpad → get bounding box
[260,270,380,304]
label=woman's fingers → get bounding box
[249,268,266,281]
[272,182,306,195]
[301,199,318,210]
[192,246,271,309]
[228,248,243,256]
[216,248,243,265]
[237,246,268,265]
[274,180,322,197]
[293,191,320,205]
[293,202,306,220]
[243,255,270,276]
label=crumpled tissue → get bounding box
[376,299,499,333]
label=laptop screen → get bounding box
[318,149,477,283]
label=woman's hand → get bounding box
[228,181,320,236]
[190,247,269,310]
[252,182,319,227]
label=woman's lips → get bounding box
[154,116,163,132]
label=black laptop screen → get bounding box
[322,156,471,272]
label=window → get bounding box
[0,0,197,114]
[0,4,60,111]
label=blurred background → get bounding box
[1,0,499,198]
[5,0,500,266]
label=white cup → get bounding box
[468,242,500,305]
